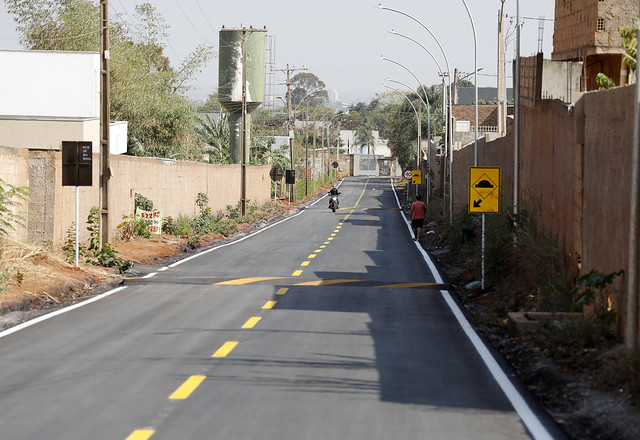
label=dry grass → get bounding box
[0,237,118,312]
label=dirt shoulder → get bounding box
[414,210,640,440]
[0,201,305,329]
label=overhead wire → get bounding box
[195,0,218,34]
[173,0,214,44]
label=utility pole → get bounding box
[452,69,459,106]
[625,0,640,349]
[275,64,306,202]
[99,0,110,248]
[305,101,309,196]
[497,0,507,135]
[240,30,248,216]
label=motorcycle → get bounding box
[329,194,339,212]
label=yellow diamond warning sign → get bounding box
[469,167,500,213]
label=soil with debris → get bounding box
[2,189,640,439]
[413,205,640,440]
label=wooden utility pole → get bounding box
[497,1,507,135]
[241,29,248,216]
[99,0,110,247]
[275,64,306,202]
[305,101,309,196]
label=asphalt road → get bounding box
[0,177,565,440]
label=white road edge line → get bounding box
[0,286,128,340]
[0,179,346,339]
[168,178,344,268]
[391,178,554,440]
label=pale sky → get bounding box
[0,0,556,103]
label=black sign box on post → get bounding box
[285,169,295,185]
[62,141,93,186]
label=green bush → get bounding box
[117,214,152,240]
[135,193,154,211]
[92,243,133,274]
[63,207,133,273]
[0,178,29,236]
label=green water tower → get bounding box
[218,27,266,163]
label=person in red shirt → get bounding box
[410,194,427,241]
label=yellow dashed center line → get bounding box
[314,249,322,253]
[292,270,303,276]
[125,430,155,440]
[262,301,277,309]
[276,287,289,295]
[215,277,288,285]
[294,279,360,286]
[212,341,238,358]
[242,317,262,329]
[323,241,330,244]
[308,254,317,258]
[301,261,310,267]
[353,179,369,207]
[328,237,334,241]
[169,375,206,400]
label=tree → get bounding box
[197,92,223,113]
[197,114,231,164]
[387,95,422,170]
[290,72,329,108]
[596,26,636,88]
[341,112,363,131]
[354,120,375,155]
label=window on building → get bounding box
[597,18,605,31]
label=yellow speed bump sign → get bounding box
[411,170,421,185]
[469,167,500,213]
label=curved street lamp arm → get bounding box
[381,56,432,120]
[387,30,445,81]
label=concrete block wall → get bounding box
[1,148,271,246]
[448,81,636,339]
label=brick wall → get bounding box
[448,82,636,341]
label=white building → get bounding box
[0,49,126,154]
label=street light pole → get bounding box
[382,56,434,205]
[387,78,432,204]
[460,0,479,166]
[379,4,453,221]
[384,84,422,201]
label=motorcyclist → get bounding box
[328,186,340,208]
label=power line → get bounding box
[173,0,213,43]
[195,0,218,34]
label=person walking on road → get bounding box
[410,194,427,241]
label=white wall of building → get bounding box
[0,50,99,118]
[0,50,127,154]
[339,130,391,157]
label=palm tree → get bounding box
[354,120,376,155]
[197,114,231,163]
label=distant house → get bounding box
[455,87,513,105]
[552,0,637,90]
[451,105,514,150]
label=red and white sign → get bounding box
[403,169,413,180]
